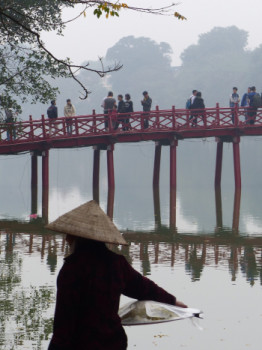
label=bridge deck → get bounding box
[0,105,262,154]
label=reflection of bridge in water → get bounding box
[1,106,262,284]
[1,216,262,285]
[0,175,245,235]
[1,105,262,223]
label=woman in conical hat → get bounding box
[47,200,187,350]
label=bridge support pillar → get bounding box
[93,147,100,203]
[107,144,115,190]
[42,150,49,223]
[31,152,38,215]
[153,142,162,187]
[215,138,223,188]
[170,139,178,227]
[233,136,241,190]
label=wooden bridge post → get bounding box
[170,139,178,227]
[92,109,97,133]
[74,117,79,136]
[234,104,239,127]
[155,105,160,129]
[172,106,176,128]
[216,103,220,126]
[42,150,49,222]
[41,114,47,139]
[153,141,162,187]
[215,137,223,188]
[107,144,115,190]
[233,136,241,189]
[29,115,34,140]
[93,146,100,203]
[31,151,38,215]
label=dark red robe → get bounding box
[48,242,176,350]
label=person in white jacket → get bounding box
[64,99,76,135]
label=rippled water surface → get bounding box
[0,140,262,349]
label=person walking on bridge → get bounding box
[241,87,251,123]
[141,91,152,129]
[186,89,197,109]
[103,91,117,131]
[247,86,260,125]
[229,87,240,124]
[189,91,205,127]
[123,93,133,131]
[47,100,58,136]
[47,200,187,350]
[64,99,76,135]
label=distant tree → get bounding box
[105,36,176,109]
[248,45,262,93]
[174,26,251,107]
[0,1,185,113]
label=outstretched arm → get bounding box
[121,256,187,307]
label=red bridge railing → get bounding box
[1,105,262,144]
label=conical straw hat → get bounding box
[45,200,128,246]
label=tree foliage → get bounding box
[105,36,175,108]
[173,26,258,107]
[0,1,185,112]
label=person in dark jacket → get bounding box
[141,91,152,129]
[241,87,251,123]
[189,91,205,127]
[114,94,126,130]
[47,200,187,350]
[123,93,133,131]
[47,100,58,136]
[247,86,258,125]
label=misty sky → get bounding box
[42,0,262,66]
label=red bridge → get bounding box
[0,104,261,152]
[1,104,261,223]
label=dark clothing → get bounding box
[141,96,152,129]
[190,96,205,110]
[247,92,257,125]
[189,97,205,126]
[114,100,126,130]
[241,93,249,107]
[114,100,133,131]
[141,97,152,112]
[48,243,176,350]
[47,105,58,119]
[122,100,133,131]
[47,105,58,135]
[124,100,133,114]
[117,100,126,114]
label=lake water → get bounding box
[0,139,262,350]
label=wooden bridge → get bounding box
[1,104,261,152]
[1,104,261,223]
